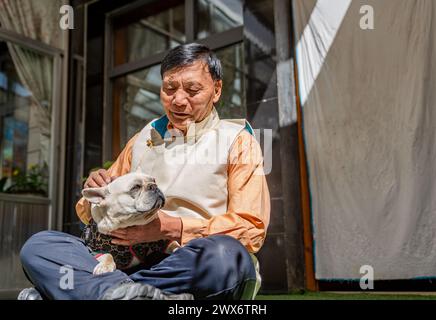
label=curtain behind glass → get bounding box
[0,0,66,49]
[6,45,53,167]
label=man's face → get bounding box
[160,60,222,132]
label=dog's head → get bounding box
[82,172,165,234]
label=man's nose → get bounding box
[172,89,188,107]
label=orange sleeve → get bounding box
[75,133,139,224]
[180,130,271,253]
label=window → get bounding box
[215,43,245,118]
[196,0,243,39]
[113,2,185,66]
[107,0,244,158]
[0,41,54,196]
[113,65,164,144]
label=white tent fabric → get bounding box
[293,0,436,279]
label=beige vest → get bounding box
[131,109,248,220]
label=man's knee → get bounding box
[187,235,256,285]
[189,235,250,258]
[20,230,73,269]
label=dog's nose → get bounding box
[147,183,157,191]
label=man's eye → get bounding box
[188,89,200,95]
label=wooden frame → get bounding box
[289,0,318,291]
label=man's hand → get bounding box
[84,169,117,188]
[109,211,182,246]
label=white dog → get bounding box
[82,172,167,275]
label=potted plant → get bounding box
[1,164,49,197]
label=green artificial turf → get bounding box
[256,292,436,300]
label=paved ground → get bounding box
[256,291,436,300]
[4,290,436,300]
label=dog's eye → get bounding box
[130,184,142,193]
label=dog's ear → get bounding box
[82,186,108,204]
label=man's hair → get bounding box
[160,43,223,81]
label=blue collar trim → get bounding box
[244,121,254,136]
[151,115,169,138]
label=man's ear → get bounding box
[82,186,108,204]
[213,80,222,104]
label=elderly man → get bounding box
[19,43,270,300]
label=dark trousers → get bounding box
[19,230,256,300]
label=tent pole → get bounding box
[290,0,319,292]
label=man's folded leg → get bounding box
[20,230,131,300]
[128,235,257,300]
[20,231,254,300]
[20,230,193,300]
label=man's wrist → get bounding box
[158,211,182,243]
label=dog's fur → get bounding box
[82,172,165,275]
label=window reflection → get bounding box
[244,0,277,107]
[118,65,164,142]
[215,43,245,118]
[114,3,185,66]
[196,0,243,39]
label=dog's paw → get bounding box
[93,254,116,275]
